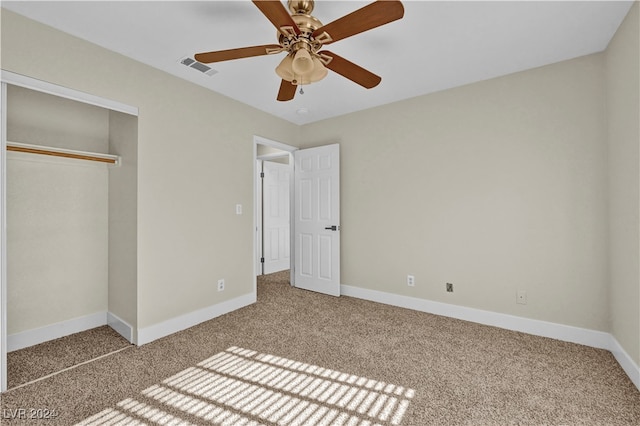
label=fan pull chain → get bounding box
[299,87,304,95]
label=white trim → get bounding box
[341,284,640,390]
[0,70,138,116]
[341,285,611,349]
[7,311,107,352]
[254,135,298,153]
[256,159,263,276]
[107,312,134,344]
[0,82,7,391]
[610,335,640,390]
[137,293,256,346]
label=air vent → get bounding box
[179,56,218,77]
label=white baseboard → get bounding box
[341,284,639,390]
[9,293,258,350]
[107,312,134,344]
[137,293,256,346]
[610,335,640,390]
[8,311,107,352]
[341,285,610,349]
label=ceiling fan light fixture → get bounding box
[276,54,295,81]
[293,74,311,86]
[292,47,314,76]
[279,52,328,85]
[309,57,328,82]
[194,0,405,101]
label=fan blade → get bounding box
[277,80,297,101]
[320,51,381,89]
[195,44,282,63]
[312,0,404,45]
[252,0,300,36]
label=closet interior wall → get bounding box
[108,110,137,343]
[6,85,137,348]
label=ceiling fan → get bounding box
[194,0,404,102]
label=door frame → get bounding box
[253,136,297,296]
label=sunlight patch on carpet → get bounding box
[75,346,415,426]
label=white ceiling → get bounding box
[1,1,634,125]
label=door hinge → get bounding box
[260,257,265,263]
[260,172,265,178]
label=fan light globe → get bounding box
[309,57,328,82]
[279,54,328,85]
[276,54,295,81]
[295,75,310,85]
[292,48,314,76]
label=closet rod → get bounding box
[6,143,118,165]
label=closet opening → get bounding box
[2,83,138,390]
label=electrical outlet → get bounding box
[218,279,225,292]
[407,275,415,287]
[446,283,453,292]
[517,290,527,305]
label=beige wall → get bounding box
[1,9,299,330]
[606,3,640,366]
[6,153,109,334]
[257,144,290,164]
[7,85,109,152]
[6,86,111,334]
[300,53,609,331]
[108,111,138,333]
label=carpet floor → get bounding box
[0,270,639,425]
[7,325,132,389]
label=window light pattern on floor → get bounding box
[76,346,415,426]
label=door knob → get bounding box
[324,225,339,231]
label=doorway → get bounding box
[252,137,342,299]
[258,154,291,275]
[254,137,295,286]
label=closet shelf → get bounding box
[6,141,120,165]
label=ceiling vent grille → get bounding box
[179,56,218,77]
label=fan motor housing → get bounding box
[278,13,323,51]
[292,14,322,37]
[288,0,314,15]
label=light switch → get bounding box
[236,204,243,215]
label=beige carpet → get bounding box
[1,270,639,425]
[7,325,132,389]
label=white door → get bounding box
[262,160,291,274]
[294,144,340,297]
